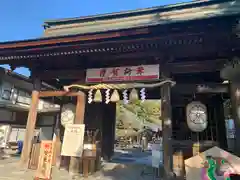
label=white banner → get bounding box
[152,150,163,168]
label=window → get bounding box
[16,90,31,105]
[1,82,13,100]
[2,90,11,100]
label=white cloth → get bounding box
[152,150,163,168]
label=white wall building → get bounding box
[0,68,60,145]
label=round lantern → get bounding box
[186,101,208,132]
[61,103,76,127]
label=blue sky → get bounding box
[0,0,191,76]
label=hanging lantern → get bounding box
[88,89,93,104]
[94,89,102,102]
[122,89,129,104]
[110,89,120,102]
[129,88,139,102]
[140,88,146,102]
[186,101,208,132]
[105,89,110,104]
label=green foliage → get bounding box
[115,100,162,137]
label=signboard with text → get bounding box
[61,124,85,157]
[35,141,53,180]
[86,64,159,83]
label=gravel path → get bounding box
[0,157,156,180]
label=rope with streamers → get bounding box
[63,79,176,91]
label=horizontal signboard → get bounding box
[86,64,159,83]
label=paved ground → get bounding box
[0,156,156,180]
[0,147,159,180]
[112,148,152,165]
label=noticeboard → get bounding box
[61,124,85,157]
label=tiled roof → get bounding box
[43,0,240,37]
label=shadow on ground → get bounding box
[100,163,155,180]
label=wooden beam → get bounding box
[20,78,41,167]
[230,82,240,155]
[0,30,231,62]
[36,59,226,82]
[172,83,229,94]
[37,70,85,80]
[74,94,86,124]
[52,106,62,167]
[0,28,149,50]
[161,72,174,179]
[69,94,86,176]
[90,51,162,62]
[39,91,83,97]
[168,59,226,74]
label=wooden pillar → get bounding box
[69,93,86,175]
[230,81,240,155]
[101,103,116,161]
[20,77,41,167]
[161,79,174,179]
[52,104,62,167]
[213,96,227,149]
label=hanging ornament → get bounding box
[122,89,129,104]
[105,89,110,104]
[61,103,76,126]
[186,101,208,132]
[88,89,93,104]
[110,89,120,102]
[140,88,146,102]
[94,89,102,102]
[129,88,139,102]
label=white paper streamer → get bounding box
[105,89,110,104]
[122,89,129,104]
[140,88,146,102]
[88,89,93,104]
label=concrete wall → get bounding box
[7,115,55,143]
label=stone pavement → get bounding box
[0,157,155,180]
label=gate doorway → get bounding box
[113,99,162,165]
